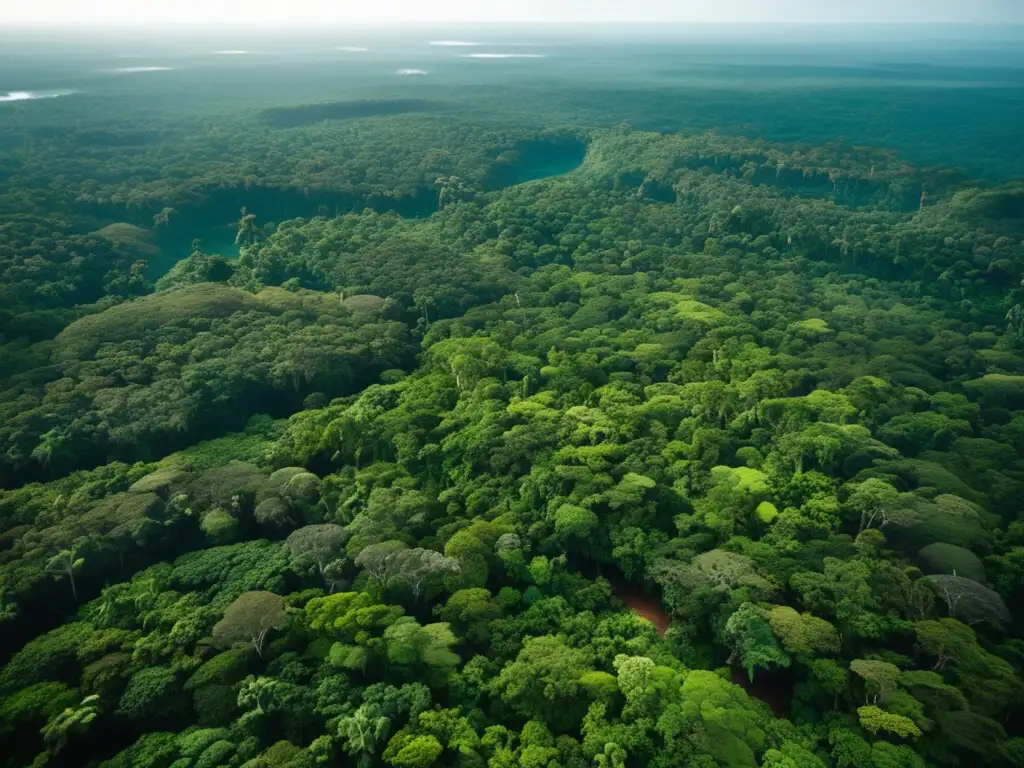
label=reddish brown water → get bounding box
[612,580,670,636]
[611,579,791,716]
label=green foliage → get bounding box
[436,588,501,643]
[197,739,236,768]
[489,636,594,732]
[40,693,100,753]
[1,284,413,484]
[660,670,767,767]
[118,667,185,722]
[0,623,97,693]
[177,728,232,758]
[200,508,239,545]
[925,574,1011,625]
[756,501,779,523]
[724,603,791,681]
[553,503,599,539]
[0,681,78,731]
[856,705,922,740]
[97,732,178,768]
[2,81,1024,768]
[766,606,840,657]
[212,591,287,658]
[171,541,289,600]
[192,684,241,728]
[285,524,347,586]
[385,734,443,768]
[185,649,252,691]
[850,659,901,704]
[917,542,987,582]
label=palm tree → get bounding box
[337,705,390,767]
[41,695,100,754]
[45,546,85,603]
[31,428,71,474]
[235,207,261,246]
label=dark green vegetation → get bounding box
[259,99,434,127]
[3,26,1024,768]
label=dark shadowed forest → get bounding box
[2,23,1024,768]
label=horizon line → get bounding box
[3,20,1024,27]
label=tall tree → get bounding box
[212,591,287,659]
[286,524,348,591]
[45,546,85,603]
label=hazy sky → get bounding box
[3,0,1023,25]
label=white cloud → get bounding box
[460,53,546,58]
[109,66,174,72]
[2,0,1022,24]
[0,90,75,101]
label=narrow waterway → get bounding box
[611,579,670,636]
[611,578,792,716]
[729,667,791,717]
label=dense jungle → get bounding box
[2,23,1024,768]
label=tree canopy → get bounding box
[2,48,1024,768]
